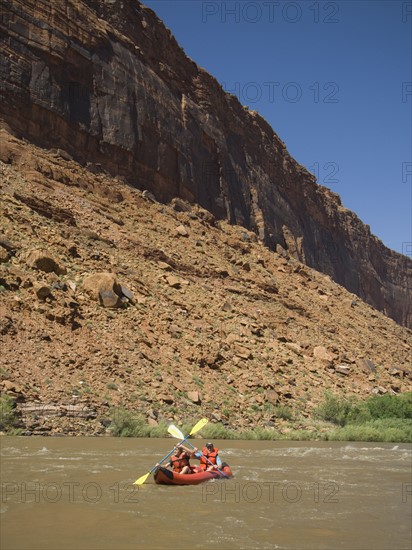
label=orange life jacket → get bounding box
[200,447,219,470]
[170,452,190,473]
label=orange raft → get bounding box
[154,464,233,485]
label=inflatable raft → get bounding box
[154,464,232,485]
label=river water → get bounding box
[0,437,411,550]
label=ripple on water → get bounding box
[341,445,411,462]
[0,446,21,456]
[1,446,52,458]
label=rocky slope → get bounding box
[0,0,411,327]
[0,128,411,435]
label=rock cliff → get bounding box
[1,0,410,327]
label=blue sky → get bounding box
[143,0,412,255]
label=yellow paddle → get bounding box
[133,418,208,485]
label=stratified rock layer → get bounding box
[0,0,410,326]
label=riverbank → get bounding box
[108,391,412,443]
[2,392,411,443]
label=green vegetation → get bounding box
[2,392,409,442]
[272,404,294,421]
[314,392,412,443]
[196,421,238,440]
[109,408,169,437]
[0,395,23,435]
[108,393,411,442]
[326,418,412,443]
[314,392,363,426]
[315,391,412,425]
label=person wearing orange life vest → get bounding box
[166,444,197,474]
[195,442,222,471]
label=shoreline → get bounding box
[2,393,411,443]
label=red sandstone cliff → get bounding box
[0,0,410,327]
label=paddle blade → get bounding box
[168,424,184,439]
[133,472,150,485]
[190,418,208,435]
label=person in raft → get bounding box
[161,444,197,474]
[194,442,222,471]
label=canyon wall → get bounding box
[0,0,410,326]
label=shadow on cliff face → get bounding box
[61,81,91,126]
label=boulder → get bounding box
[264,389,280,405]
[187,390,201,404]
[158,394,174,404]
[313,346,337,363]
[286,342,302,355]
[166,275,181,288]
[221,301,232,312]
[0,316,15,336]
[82,272,122,307]
[3,380,23,393]
[171,198,192,212]
[119,284,134,303]
[175,224,189,237]
[0,237,19,253]
[335,365,351,376]
[199,351,224,370]
[99,290,120,308]
[371,386,388,395]
[357,358,376,373]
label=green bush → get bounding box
[0,395,23,434]
[273,405,294,421]
[314,392,354,426]
[365,393,412,420]
[314,392,412,428]
[109,408,168,437]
